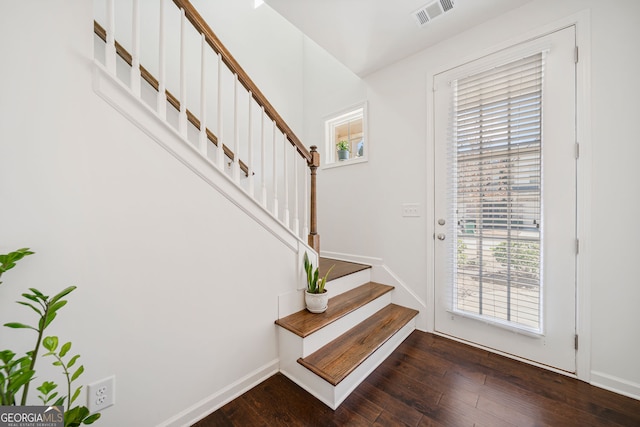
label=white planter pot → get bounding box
[305,290,329,313]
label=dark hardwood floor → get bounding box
[193,331,640,426]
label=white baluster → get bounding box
[157,0,166,119]
[247,92,254,197]
[293,147,300,236]
[216,53,224,169]
[272,121,278,218]
[198,33,207,155]
[303,158,309,238]
[260,107,267,207]
[178,8,187,137]
[232,74,240,183]
[105,0,116,74]
[283,133,290,228]
[130,0,141,97]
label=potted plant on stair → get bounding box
[336,140,350,161]
[303,252,333,313]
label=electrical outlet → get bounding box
[402,203,421,217]
[87,376,115,412]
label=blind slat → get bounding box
[449,52,543,332]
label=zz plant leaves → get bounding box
[41,337,99,426]
[1,247,101,426]
[0,248,34,285]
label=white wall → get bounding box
[0,1,306,425]
[309,0,640,397]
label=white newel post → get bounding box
[130,0,141,97]
[198,33,207,155]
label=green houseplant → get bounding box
[0,247,100,427]
[336,140,350,161]
[303,252,333,313]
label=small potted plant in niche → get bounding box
[336,140,350,161]
[303,252,334,313]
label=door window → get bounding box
[451,53,543,333]
[323,104,367,167]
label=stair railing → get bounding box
[94,0,320,253]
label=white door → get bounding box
[433,27,577,372]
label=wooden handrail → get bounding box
[94,21,251,176]
[172,0,311,164]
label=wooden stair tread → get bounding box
[297,304,419,386]
[319,257,371,282]
[275,282,393,338]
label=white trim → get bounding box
[320,250,380,266]
[426,10,592,378]
[591,371,640,402]
[573,9,592,384]
[321,156,368,170]
[158,359,279,427]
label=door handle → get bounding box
[437,233,446,241]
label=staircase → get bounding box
[275,258,418,409]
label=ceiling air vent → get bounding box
[413,0,455,27]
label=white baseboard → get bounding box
[320,250,381,267]
[158,359,279,427]
[591,370,640,401]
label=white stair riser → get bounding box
[324,269,371,297]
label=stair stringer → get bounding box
[279,317,416,410]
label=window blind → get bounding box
[449,53,544,332]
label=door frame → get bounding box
[425,10,592,382]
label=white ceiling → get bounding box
[264,0,535,76]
